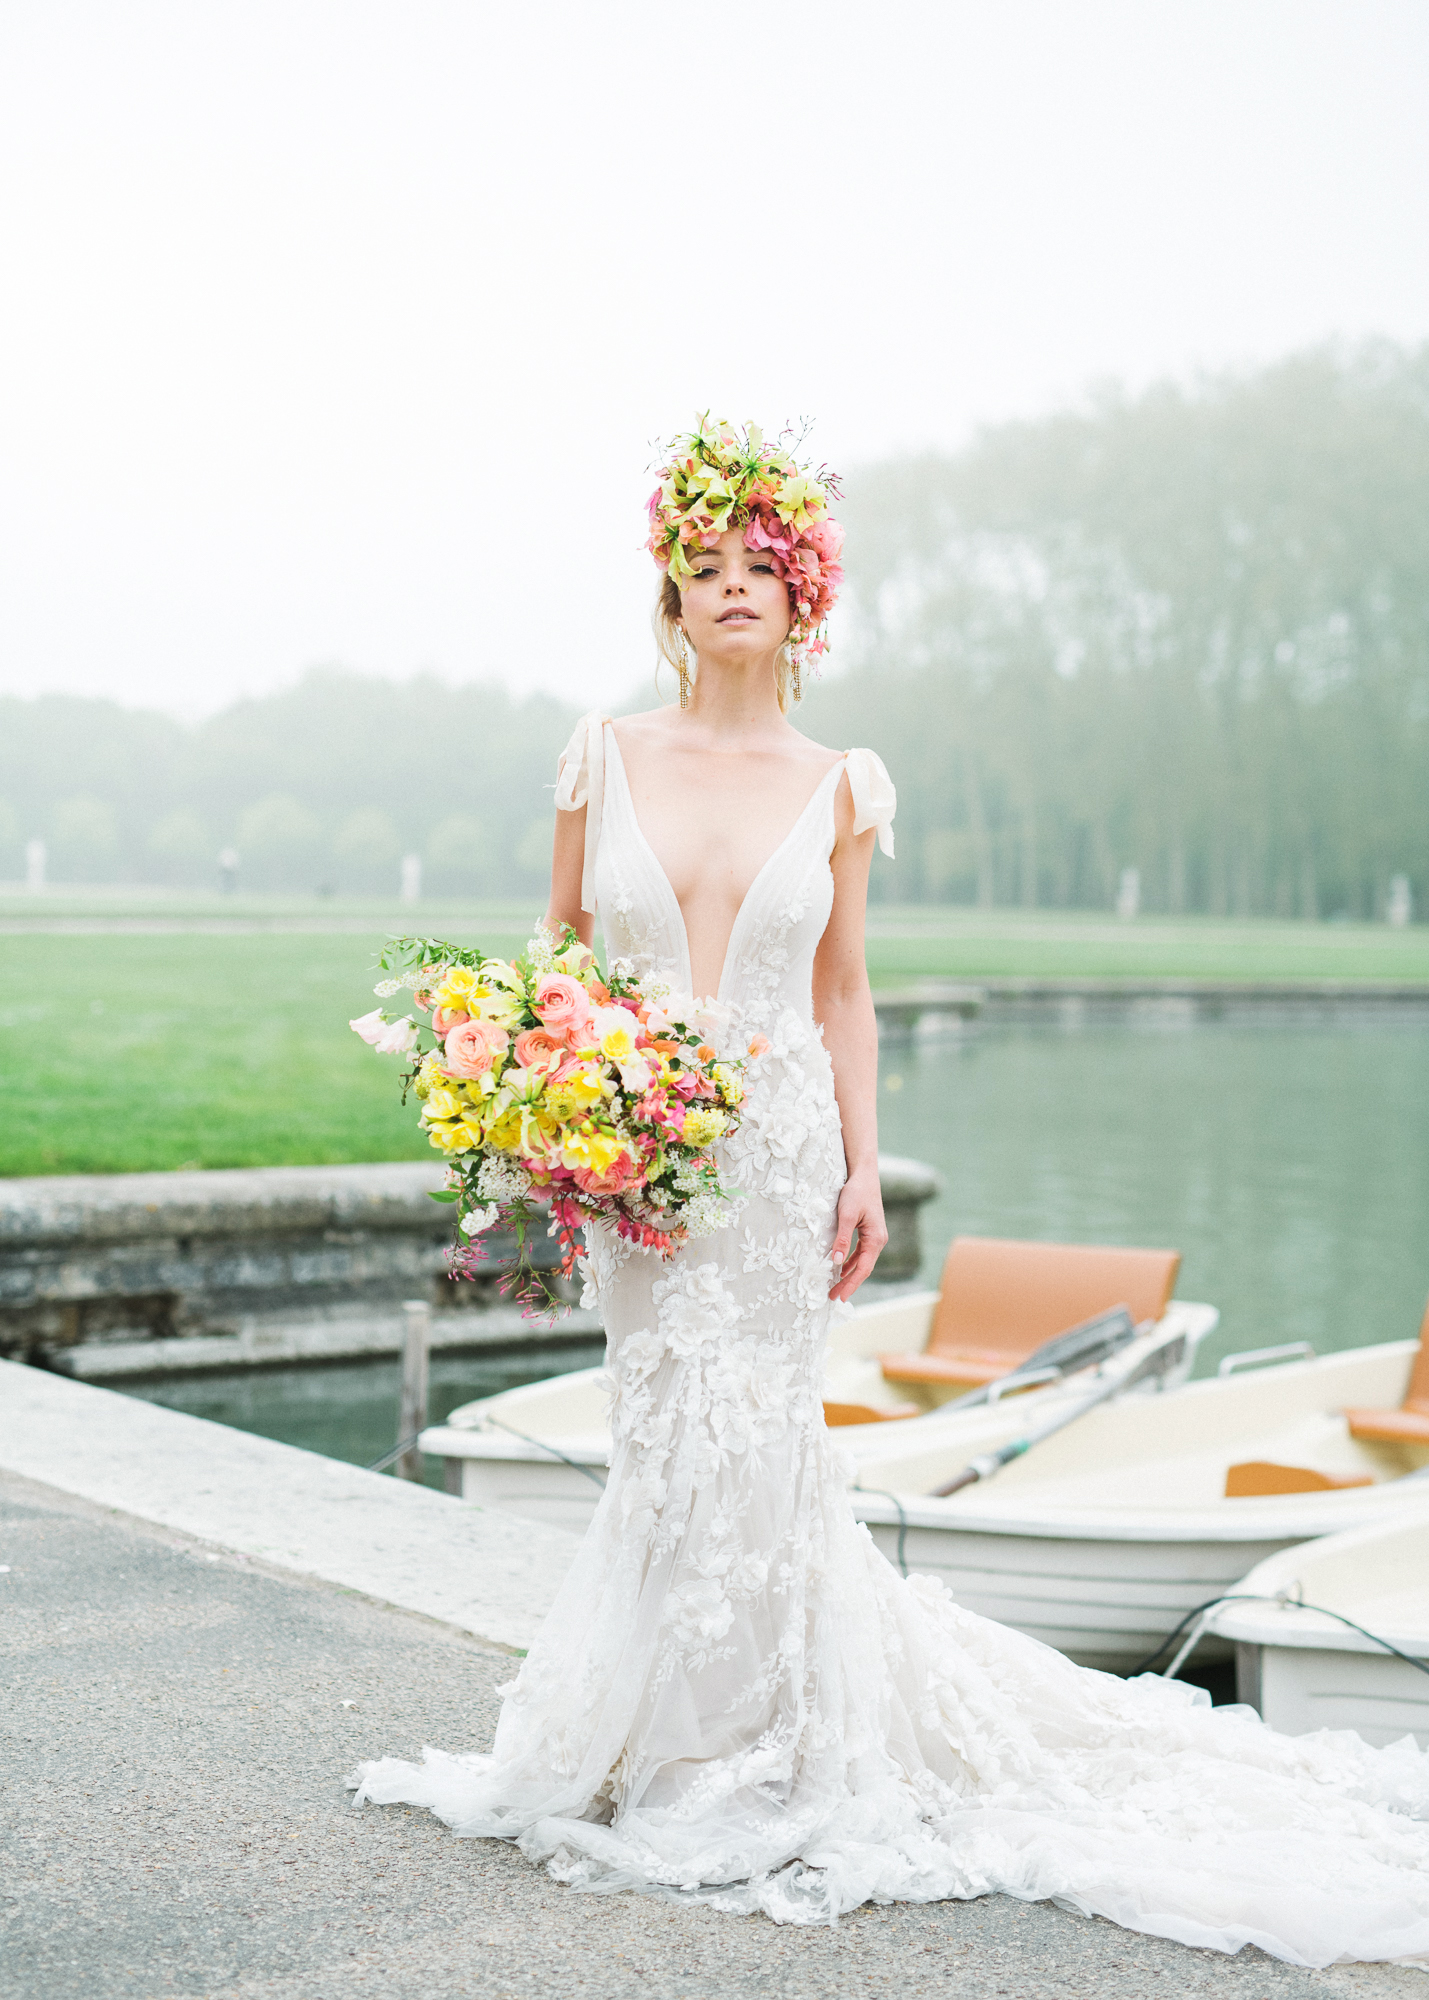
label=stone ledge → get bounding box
[1,1157,941,1375]
[0,1357,579,1651]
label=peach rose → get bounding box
[534,973,591,1034]
[440,1018,509,1079]
[572,1153,641,1196]
[514,1026,567,1072]
[432,1006,470,1036]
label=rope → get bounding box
[1126,1593,1429,1682]
[481,1415,608,1490]
[365,1432,424,1473]
[368,1417,608,1488]
[858,1490,911,1577]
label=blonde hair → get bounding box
[652,572,800,713]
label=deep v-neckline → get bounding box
[603,729,845,1000]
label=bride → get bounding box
[354,418,1429,1966]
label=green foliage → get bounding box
[0,672,579,896]
[804,340,1429,918]
[1,344,1425,922]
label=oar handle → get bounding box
[932,1439,1028,1499]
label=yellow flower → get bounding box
[484,1108,524,1152]
[681,1107,727,1148]
[710,1063,743,1105]
[424,1087,463,1122]
[427,1115,480,1155]
[414,1054,446,1101]
[560,1125,625,1176]
[599,1022,638,1063]
[438,967,477,1003]
[546,1067,606,1119]
[469,983,522,1029]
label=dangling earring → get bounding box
[675,627,692,709]
[791,655,802,704]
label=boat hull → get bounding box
[1236,1641,1429,1748]
[859,1513,1298,1672]
[1212,1510,1429,1745]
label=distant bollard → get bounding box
[400,853,422,904]
[1387,875,1413,928]
[396,1298,431,1482]
[1115,866,1141,921]
[25,838,45,893]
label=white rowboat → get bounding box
[1208,1509,1429,1747]
[848,1341,1429,1674]
[419,1290,1215,1537]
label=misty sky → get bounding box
[3,0,1427,719]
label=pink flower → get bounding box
[440,1019,509,1079]
[572,1152,641,1196]
[349,1009,387,1045]
[534,973,591,1034]
[747,1032,771,1057]
[808,517,845,564]
[514,1026,567,1072]
[432,1006,470,1036]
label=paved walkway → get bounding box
[3,1468,1424,2000]
[0,1359,579,1651]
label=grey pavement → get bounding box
[1,1468,1423,2000]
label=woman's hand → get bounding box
[829,1164,888,1303]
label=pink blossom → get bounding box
[572,1153,642,1197]
[534,973,591,1034]
[513,1027,567,1072]
[432,1006,470,1036]
[440,1018,509,1079]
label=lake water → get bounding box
[131,1341,606,1493]
[878,1005,1429,1373]
[129,1007,1429,1470]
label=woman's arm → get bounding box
[812,776,887,1303]
[544,800,594,949]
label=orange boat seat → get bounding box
[822,1401,920,1427]
[1225,1461,1374,1498]
[879,1235,1181,1392]
[1344,1297,1429,1446]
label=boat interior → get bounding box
[852,1336,1429,1523]
[869,1234,1182,1409]
[1343,1296,1429,1446]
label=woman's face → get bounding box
[678,528,791,661]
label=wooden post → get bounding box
[395,1298,430,1482]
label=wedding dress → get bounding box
[354,713,1429,1966]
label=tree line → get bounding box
[806,339,1428,918]
[2,342,1424,917]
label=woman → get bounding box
[355,419,1429,1964]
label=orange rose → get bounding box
[514,1027,567,1073]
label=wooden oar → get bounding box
[933,1305,1138,1417]
[931,1332,1173,1498]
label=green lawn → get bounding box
[863,907,1429,985]
[0,923,534,1175]
[1,899,1425,1175]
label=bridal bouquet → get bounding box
[350,927,751,1311]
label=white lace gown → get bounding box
[355,715,1429,1966]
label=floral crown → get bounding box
[646,415,844,665]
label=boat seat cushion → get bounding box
[822,1400,920,1427]
[1225,1460,1375,1498]
[878,1350,1014,1388]
[880,1234,1181,1390]
[1345,1406,1429,1446]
